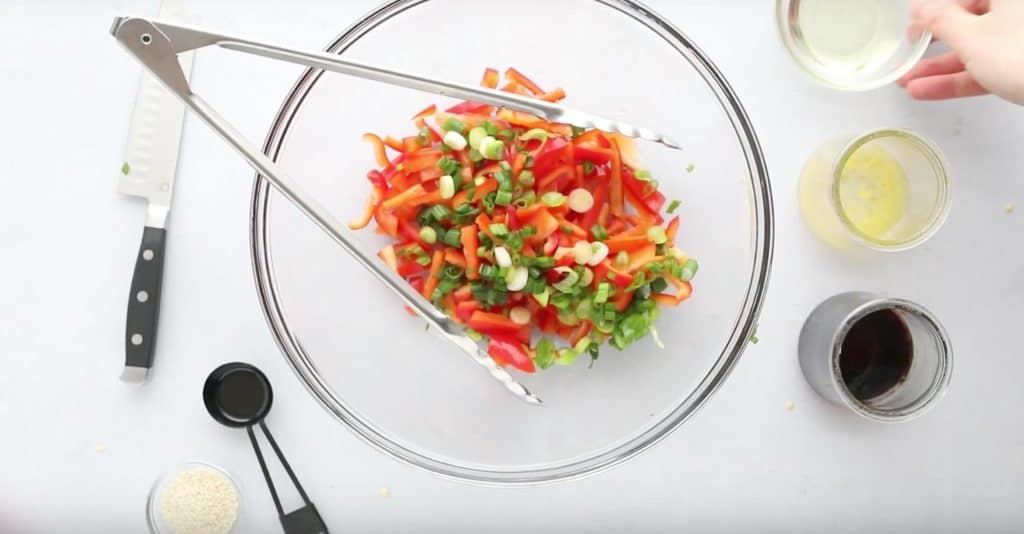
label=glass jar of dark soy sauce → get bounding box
[799,292,952,422]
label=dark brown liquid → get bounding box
[839,309,913,401]
[215,369,269,423]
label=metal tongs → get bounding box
[111,16,681,406]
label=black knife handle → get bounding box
[125,226,166,371]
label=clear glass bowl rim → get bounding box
[249,0,774,486]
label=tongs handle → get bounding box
[111,17,542,405]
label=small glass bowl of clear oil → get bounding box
[799,129,951,251]
[777,0,931,90]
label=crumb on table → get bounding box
[378,487,391,498]
[95,444,106,453]
[1005,203,1014,214]
[784,400,795,411]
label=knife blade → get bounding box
[118,0,194,383]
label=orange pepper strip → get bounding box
[453,284,473,301]
[421,250,445,299]
[412,104,436,119]
[480,68,500,89]
[383,136,405,152]
[512,152,528,176]
[598,204,610,227]
[475,213,495,240]
[626,244,659,272]
[453,179,498,208]
[456,149,474,185]
[381,184,426,210]
[527,208,560,242]
[363,133,390,167]
[665,275,694,303]
[407,190,445,208]
[556,217,587,239]
[461,226,480,279]
[651,293,680,308]
[514,202,544,220]
[504,67,545,95]
[377,245,398,273]
[347,187,382,230]
[665,216,681,243]
[609,137,625,217]
[604,235,651,253]
[500,81,530,95]
[540,87,566,102]
[444,249,467,268]
[569,321,593,346]
[606,218,626,234]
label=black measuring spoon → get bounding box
[203,362,328,534]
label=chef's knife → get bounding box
[118,1,194,383]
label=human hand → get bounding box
[898,0,1024,104]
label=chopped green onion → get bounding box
[429,204,451,221]
[518,170,535,188]
[443,229,462,247]
[468,127,488,150]
[514,191,536,208]
[468,148,484,162]
[647,226,667,244]
[121,162,131,175]
[533,256,555,269]
[489,223,509,237]
[495,190,513,207]
[650,277,669,293]
[579,267,594,287]
[594,282,611,304]
[476,246,489,258]
[416,127,431,146]
[465,328,484,342]
[419,226,437,244]
[520,128,548,142]
[582,160,595,175]
[667,199,682,214]
[442,117,466,133]
[414,254,432,266]
[615,250,629,268]
[552,266,580,292]
[479,136,505,160]
[497,129,516,141]
[686,163,695,173]
[542,192,566,207]
[443,130,467,150]
[590,224,609,241]
[482,120,498,136]
[679,259,699,281]
[534,338,557,369]
[533,287,551,307]
[557,347,581,365]
[570,125,586,138]
[443,265,463,280]
[576,298,592,318]
[635,169,652,181]
[627,272,647,292]
[437,157,460,176]
[603,309,616,321]
[550,292,571,310]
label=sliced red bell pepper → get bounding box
[348,186,383,230]
[412,104,436,120]
[455,300,482,323]
[578,179,608,238]
[452,284,473,302]
[373,206,398,237]
[381,184,426,210]
[539,87,566,102]
[572,143,614,166]
[396,259,425,278]
[461,225,480,279]
[595,260,632,289]
[541,233,560,256]
[366,170,389,191]
[537,164,575,193]
[604,234,651,253]
[527,208,560,242]
[487,335,535,373]
[468,311,522,336]
[651,293,681,307]
[609,137,624,217]
[444,249,467,269]
[445,101,490,115]
[665,216,680,243]
[421,250,446,299]
[532,137,573,178]
[377,245,398,273]
[396,217,425,246]
[626,244,659,272]
[612,290,634,312]
[402,151,443,174]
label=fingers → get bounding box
[910,0,983,52]
[905,71,989,100]
[898,52,966,87]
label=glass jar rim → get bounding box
[827,128,951,251]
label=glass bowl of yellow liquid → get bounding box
[777,0,931,90]
[799,129,951,251]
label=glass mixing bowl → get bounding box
[250,0,773,485]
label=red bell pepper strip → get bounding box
[609,137,624,217]
[402,151,443,173]
[444,249,467,269]
[569,321,593,346]
[455,300,482,323]
[348,187,383,230]
[626,244,659,272]
[540,87,566,102]
[445,101,490,115]
[665,275,693,303]
[461,225,480,279]
[468,311,522,336]
[396,217,424,246]
[412,104,436,120]
[526,208,560,242]
[532,137,573,177]
[599,260,633,289]
[452,284,473,302]
[537,164,575,193]
[604,234,651,253]
[651,293,681,307]
[572,143,614,166]
[612,290,633,312]
[396,260,425,278]
[366,169,389,191]
[487,335,536,373]
[373,206,398,238]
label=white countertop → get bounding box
[3,1,1024,532]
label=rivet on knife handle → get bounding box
[122,226,166,382]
